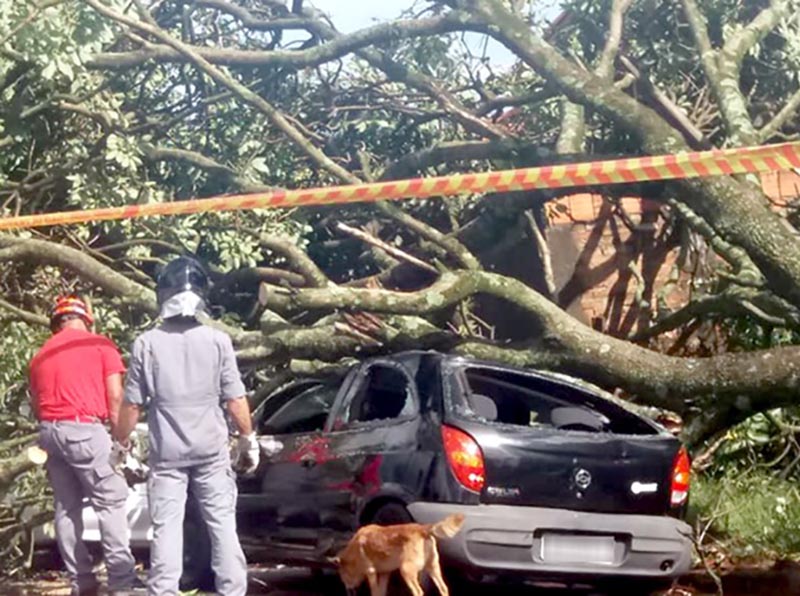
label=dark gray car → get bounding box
[188,350,692,593]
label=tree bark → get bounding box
[259,271,800,444]
[458,0,800,305]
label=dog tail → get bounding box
[429,513,465,539]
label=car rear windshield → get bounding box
[449,365,658,435]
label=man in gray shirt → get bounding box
[113,256,259,596]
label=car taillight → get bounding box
[442,425,485,493]
[670,446,690,507]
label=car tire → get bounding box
[370,501,414,526]
[367,502,470,595]
[31,545,64,571]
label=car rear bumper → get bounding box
[407,502,692,580]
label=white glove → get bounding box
[260,435,283,457]
[233,432,260,475]
[109,439,131,473]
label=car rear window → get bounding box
[449,366,658,435]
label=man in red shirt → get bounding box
[30,296,141,596]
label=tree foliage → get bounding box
[2,0,800,572]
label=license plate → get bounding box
[540,534,616,565]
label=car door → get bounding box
[308,359,422,552]
[236,380,342,559]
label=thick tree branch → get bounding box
[257,234,330,288]
[0,450,40,495]
[188,0,507,139]
[681,0,758,144]
[666,199,763,286]
[0,235,157,313]
[723,0,790,66]
[215,267,307,290]
[557,0,631,155]
[555,102,586,154]
[142,144,272,192]
[454,0,800,305]
[381,139,540,180]
[632,288,800,342]
[88,13,468,69]
[680,0,719,82]
[259,270,800,443]
[0,298,48,327]
[335,222,439,275]
[375,202,481,270]
[524,210,557,301]
[759,87,800,142]
[681,0,790,145]
[595,0,633,82]
[85,0,357,184]
[195,0,317,31]
[239,314,453,366]
[89,0,496,276]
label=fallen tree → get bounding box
[2,0,800,569]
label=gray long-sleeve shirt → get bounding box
[124,318,246,468]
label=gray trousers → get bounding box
[147,455,247,596]
[39,421,138,594]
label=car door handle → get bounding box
[300,454,317,468]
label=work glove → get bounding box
[260,435,283,457]
[109,438,131,473]
[233,432,260,475]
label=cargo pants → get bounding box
[39,421,138,595]
[147,454,247,596]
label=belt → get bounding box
[40,415,107,424]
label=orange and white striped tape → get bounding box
[1,142,798,231]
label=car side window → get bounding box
[337,364,417,427]
[252,381,321,426]
[258,384,339,435]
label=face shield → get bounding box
[156,257,210,319]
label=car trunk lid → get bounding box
[467,423,678,514]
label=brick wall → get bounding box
[546,171,800,338]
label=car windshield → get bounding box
[256,382,339,435]
[447,365,658,435]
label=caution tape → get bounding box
[1,142,799,231]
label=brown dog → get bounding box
[333,513,465,596]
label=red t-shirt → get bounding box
[29,328,126,421]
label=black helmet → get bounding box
[156,256,209,307]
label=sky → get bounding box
[306,0,562,66]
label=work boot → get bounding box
[109,576,147,595]
[70,576,100,596]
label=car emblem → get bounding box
[486,486,521,498]
[631,481,658,495]
[574,468,592,490]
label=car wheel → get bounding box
[31,545,63,571]
[370,501,414,526]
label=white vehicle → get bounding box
[34,424,152,549]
